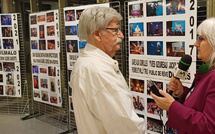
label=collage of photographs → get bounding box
[30,10,62,107]
[129,0,187,58]
[32,64,61,105]
[128,0,196,133]
[0,13,21,97]
[30,11,60,52]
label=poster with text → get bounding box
[128,0,197,133]
[0,14,21,97]
[30,10,62,107]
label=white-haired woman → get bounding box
[151,17,215,134]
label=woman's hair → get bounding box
[78,6,122,41]
[197,17,215,69]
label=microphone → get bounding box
[147,80,163,97]
[169,54,192,95]
[174,54,192,80]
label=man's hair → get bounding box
[197,17,215,69]
[78,6,122,41]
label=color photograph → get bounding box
[1,15,12,25]
[147,22,163,36]
[129,3,143,18]
[66,40,78,53]
[166,0,185,15]
[129,22,144,37]
[166,41,185,57]
[146,1,163,17]
[130,41,144,55]
[167,20,185,36]
[147,41,163,56]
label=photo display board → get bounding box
[0,14,21,97]
[29,10,62,107]
[128,0,197,133]
[64,3,109,111]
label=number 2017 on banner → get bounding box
[189,0,195,55]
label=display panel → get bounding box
[0,14,21,97]
[30,10,62,107]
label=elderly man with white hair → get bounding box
[70,6,145,134]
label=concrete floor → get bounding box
[0,115,66,134]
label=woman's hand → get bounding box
[151,90,175,111]
[168,77,184,96]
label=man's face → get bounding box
[99,18,124,57]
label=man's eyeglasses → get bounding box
[105,28,121,35]
[197,35,204,44]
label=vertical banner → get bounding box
[64,3,109,111]
[0,14,21,97]
[30,10,62,107]
[128,0,197,133]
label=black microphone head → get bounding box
[178,54,192,71]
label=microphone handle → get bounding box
[168,76,180,95]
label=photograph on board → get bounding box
[166,0,185,15]
[39,25,45,39]
[79,41,87,49]
[47,40,55,50]
[6,73,14,85]
[147,117,163,133]
[133,94,145,112]
[1,15,12,25]
[146,1,163,17]
[166,20,185,36]
[76,9,84,20]
[130,41,144,55]
[3,39,14,49]
[30,15,37,25]
[147,41,163,56]
[147,98,162,116]
[65,10,75,21]
[39,40,46,50]
[46,12,54,22]
[31,28,37,37]
[166,41,185,57]
[129,3,143,18]
[31,40,38,50]
[5,86,15,96]
[65,25,78,36]
[66,40,78,53]
[147,22,163,36]
[130,78,144,93]
[2,27,13,37]
[3,62,15,72]
[129,22,144,37]
[38,14,45,23]
[41,91,49,101]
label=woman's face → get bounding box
[194,35,213,62]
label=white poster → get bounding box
[128,0,197,133]
[0,14,21,97]
[64,3,109,111]
[30,10,62,107]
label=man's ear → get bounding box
[93,30,102,42]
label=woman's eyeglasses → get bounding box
[197,35,204,44]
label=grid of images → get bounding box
[0,14,21,97]
[128,0,196,133]
[30,10,62,107]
